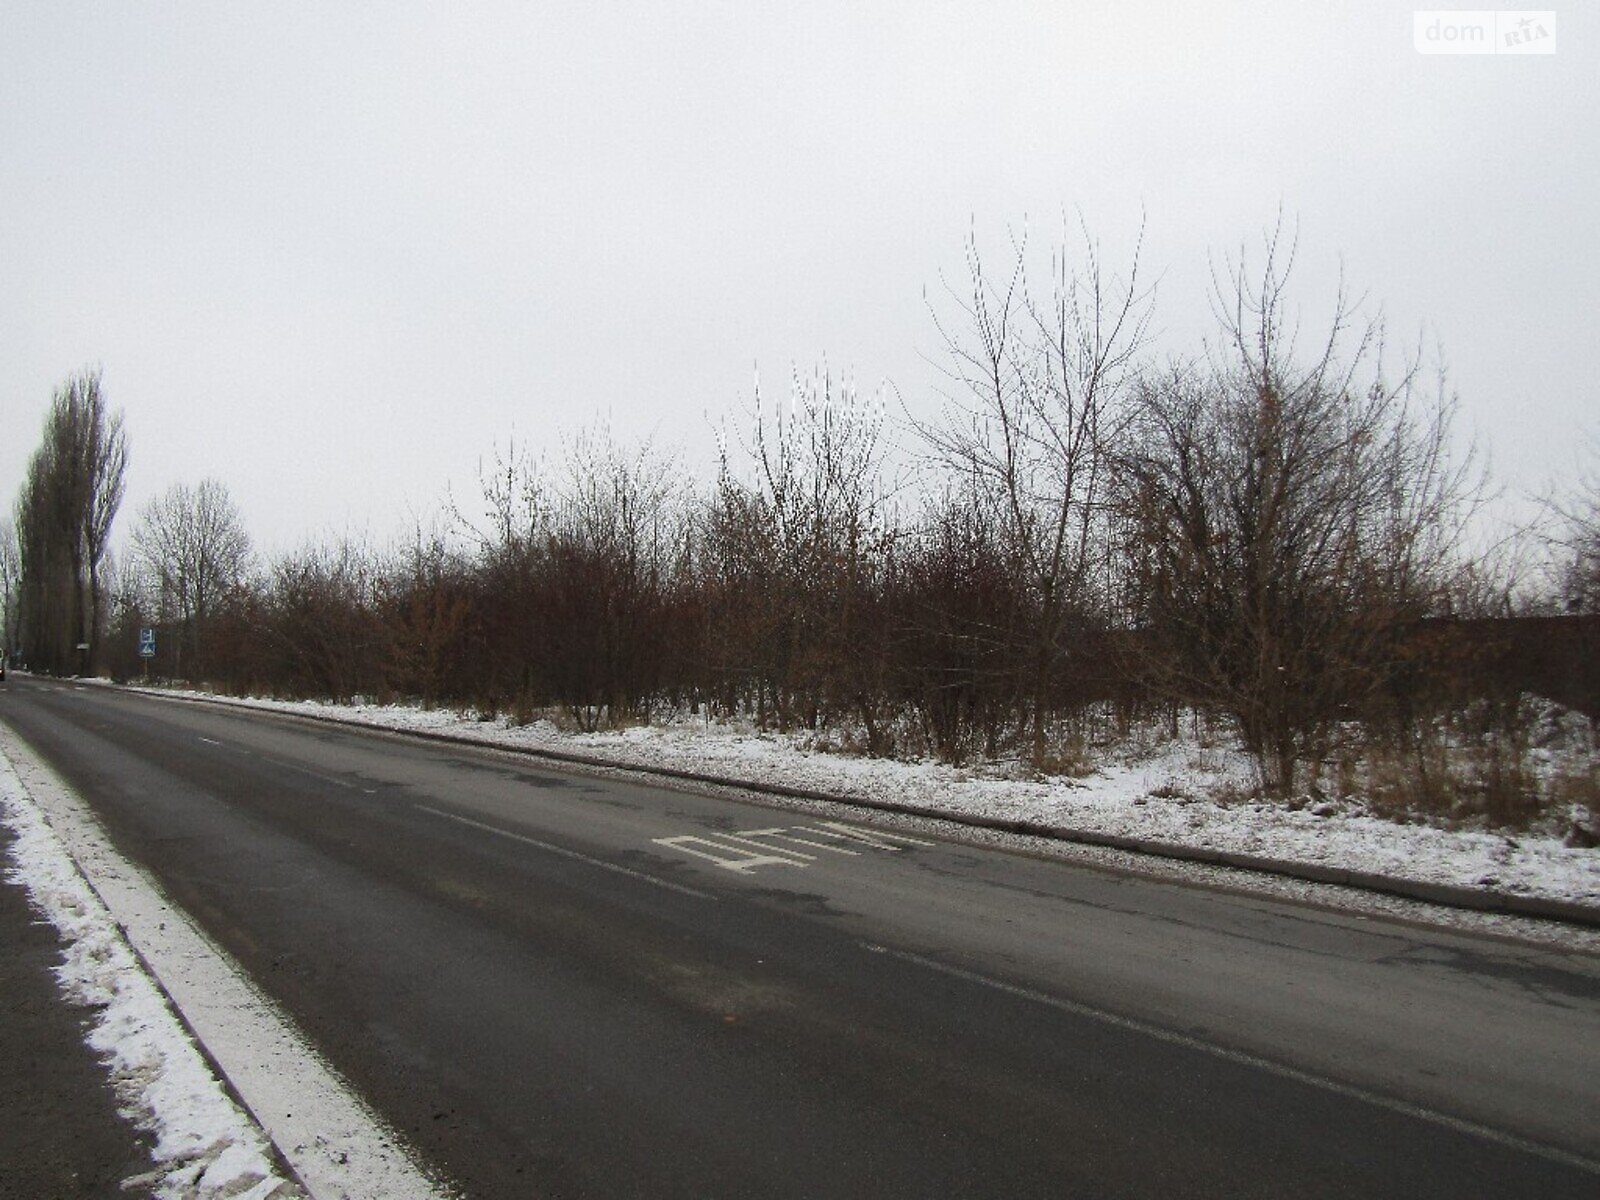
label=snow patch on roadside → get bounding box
[136,689,1600,910]
[0,750,302,1200]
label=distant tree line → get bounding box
[10,226,1598,821]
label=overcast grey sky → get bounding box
[3,3,1594,554]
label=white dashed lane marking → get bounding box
[415,804,718,900]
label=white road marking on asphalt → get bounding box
[198,736,223,746]
[653,820,938,875]
[0,725,455,1200]
[715,830,819,859]
[741,828,863,856]
[868,942,1600,1179]
[800,822,936,850]
[651,834,813,874]
[258,754,356,790]
[415,805,717,900]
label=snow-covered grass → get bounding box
[133,687,1600,911]
[0,750,303,1200]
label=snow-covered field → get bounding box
[133,687,1600,914]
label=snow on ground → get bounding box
[0,750,303,1200]
[136,687,1600,912]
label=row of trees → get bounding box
[10,228,1595,806]
[7,370,127,675]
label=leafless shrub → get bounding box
[540,426,692,729]
[706,368,895,744]
[263,538,388,702]
[374,524,473,709]
[886,488,1029,763]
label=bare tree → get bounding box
[1548,434,1600,613]
[0,519,19,660]
[920,217,1152,759]
[458,437,549,569]
[541,425,691,728]
[1119,228,1474,794]
[711,367,893,737]
[82,386,128,659]
[132,479,252,679]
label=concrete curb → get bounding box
[120,682,1600,930]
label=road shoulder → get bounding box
[0,721,450,1200]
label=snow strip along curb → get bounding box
[0,723,455,1200]
[134,686,1600,930]
[1,749,304,1200]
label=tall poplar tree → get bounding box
[14,369,128,674]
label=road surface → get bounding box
[2,675,1597,1198]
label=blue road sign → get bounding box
[139,627,156,658]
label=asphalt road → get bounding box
[3,675,1597,1198]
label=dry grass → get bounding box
[1033,735,1096,779]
